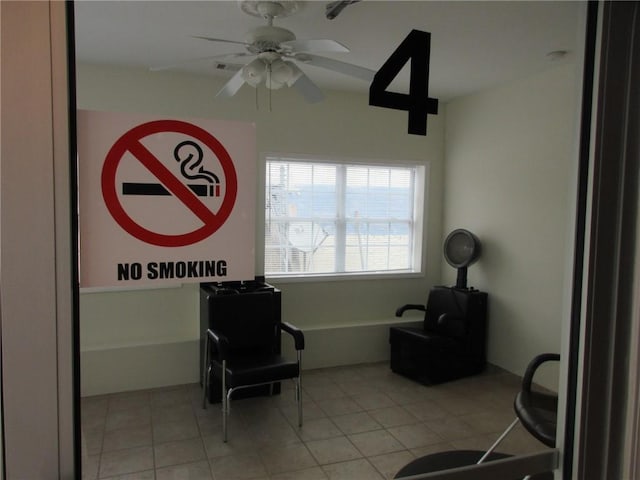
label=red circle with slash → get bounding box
[101,120,237,247]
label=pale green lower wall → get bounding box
[81,315,423,396]
[81,340,199,396]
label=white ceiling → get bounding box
[73,0,583,101]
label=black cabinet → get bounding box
[199,278,282,403]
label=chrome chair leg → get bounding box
[296,350,303,427]
[203,365,212,410]
[296,377,302,427]
[477,418,520,464]
[223,387,234,443]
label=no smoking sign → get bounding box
[78,110,256,288]
[101,120,237,247]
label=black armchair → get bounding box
[389,285,488,384]
[201,291,305,442]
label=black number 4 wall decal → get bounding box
[369,29,439,136]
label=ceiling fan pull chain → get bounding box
[268,63,273,112]
[255,84,259,111]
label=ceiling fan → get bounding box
[155,0,375,103]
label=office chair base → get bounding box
[477,418,520,464]
[394,450,552,479]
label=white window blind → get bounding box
[265,155,425,278]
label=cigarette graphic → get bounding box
[122,182,218,197]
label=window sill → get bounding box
[265,270,425,284]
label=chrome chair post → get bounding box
[296,350,303,427]
[477,418,520,464]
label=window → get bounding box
[265,155,425,278]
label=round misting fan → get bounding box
[444,229,481,289]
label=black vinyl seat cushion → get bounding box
[514,389,558,447]
[211,354,300,389]
[390,326,463,351]
[512,353,560,448]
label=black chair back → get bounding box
[210,291,278,355]
[424,286,468,335]
[424,286,487,361]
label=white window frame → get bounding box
[263,153,427,282]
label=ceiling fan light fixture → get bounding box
[242,58,267,86]
[195,0,372,103]
[266,77,287,90]
[270,58,294,84]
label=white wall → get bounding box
[443,64,578,388]
[78,61,581,395]
[77,64,445,395]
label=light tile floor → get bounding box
[82,363,550,479]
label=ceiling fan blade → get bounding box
[326,0,362,20]
[149,55,226,72]
[212,61,243,72]
[210,52,255,63]
[192,35,252,48]
[215,68,246,98]
[281,39,349,53]
[287,64,325,103]
[294,54,375,82]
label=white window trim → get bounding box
[262,152,427,282]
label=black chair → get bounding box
[478,353,559,466]
[201,291,305,442]
[390,285,488,384]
